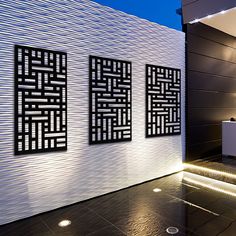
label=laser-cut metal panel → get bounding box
[89,56,132,144]
[146,65,181,137]
[15,45,67,155]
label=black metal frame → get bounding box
[146,64,181,138]
[89,55,132,145]
[14,45,67,155]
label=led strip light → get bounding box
[184,163,236,180]
[183,172,236,197]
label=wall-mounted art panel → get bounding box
[0,0,185,225]
[89,56,132,144]
[15,45,67,155]
[146,65,181,137]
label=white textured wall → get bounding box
[0,0,185,225]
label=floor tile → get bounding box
[218,220,236,236]
[2,171,236,236]
[195,215,234,236]
[207,197,236,221]
[112,210,194,236]
[0,216,53,236]
[214,196,236,211]
[185,208,217,232]
[129,172,198,199]
[128,193,195,223]
[40,205,110,236]
[87,225,125,236]
[184,188,236,221]
[184,189,220,209]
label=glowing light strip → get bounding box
[182,182,200,190]
[183,174,236,198]
[184,163,236,179]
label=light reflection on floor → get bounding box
[1,171,236,235]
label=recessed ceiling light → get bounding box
[190,19,200,24]
[153,188,162,193]
[166,226,179,235]
[58,220,71,227]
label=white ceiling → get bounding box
[201,7,236,37]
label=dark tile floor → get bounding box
[1,171,236,235]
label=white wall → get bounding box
[0,0,185,225]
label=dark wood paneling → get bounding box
[188,90,236,108]
[188,71,236,93]
[187,140,221,161]
[188,53,236,78]
[188,124,221,144]
[186,23,236,161]
[188,108,236,126]
[187,23,236,48]
[188,34,236,63]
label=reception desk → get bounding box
[222,121,236,156]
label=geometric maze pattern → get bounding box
[89,56,132,144]
[14,45,67,155]
[146,64,181,137]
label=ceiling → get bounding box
[201,7,236,37]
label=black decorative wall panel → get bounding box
[89,56,132,144]
[146,65,181,137]
[15,45,67,155]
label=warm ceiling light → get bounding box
[190,19,200,24]
[58,220,71,227]
[153,188,162,193]
[190,10,228,24]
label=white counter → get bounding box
[222,121,236,156]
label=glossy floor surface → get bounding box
[1,171,236,235]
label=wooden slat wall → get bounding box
[186,23,236,161]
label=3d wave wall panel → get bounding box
[0,0,185,225]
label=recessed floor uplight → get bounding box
[58,220,71,227]
[153,188,162,193]
[166,226,179,235]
